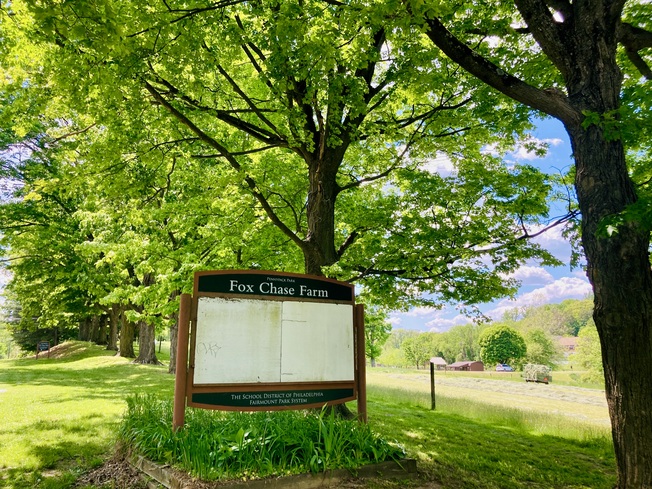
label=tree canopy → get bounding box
[0,0,568,361]
[478,324,527,367]
[5,0,651,482]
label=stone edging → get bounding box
[130,455,417,489]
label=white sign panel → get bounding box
[194,296,354,385]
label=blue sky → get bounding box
[389,118,593,332]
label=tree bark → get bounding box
[566,122,652,489]
[78,317,91,341]
[303,155,341,275]
[303,155,355,420]
[556,9,652,486]
[119,318,136,358]
[89,315,100,343]
[135,320,159,364]
[106,304,122,351]
[95,314,108,345]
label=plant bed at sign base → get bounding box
[119,395,407,484]
[131,455,417,489]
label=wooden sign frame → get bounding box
[173,270,367,429]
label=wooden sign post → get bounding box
[36,341,50,359]
[430,361,436,410]
[173,270,366,430]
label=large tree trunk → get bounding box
[78,317,91,341]
[561,13,652,484]
[94,314,108,345]
[89,315,100,343]
[303,156,341,276]
[135,321,159,364]
[567,123,652,488]
[106,304,122,351]
[304,156,356,420]
[119,318,136,358]
[132,273,159,364]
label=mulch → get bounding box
[75,455,148,489]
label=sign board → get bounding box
[36,341,50,358]
[173,270,367,427]
[193,297,354,385]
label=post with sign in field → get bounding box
[173,270,366,430]
[36,341,50,359]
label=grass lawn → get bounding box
[0,342,175,488]
[0,342,616,488]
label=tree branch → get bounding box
[191,144,284,159]
[338,164,399,193]
[337,230,360,258]
[214,62,282,136]
[143,80,307,252]
[147,71,285,145]
[264,189,303,232]
[513,0,574,79]
[50,124,97,144]
[618,23,652,79]
[394,97,472,128]
[422,16,581,126]
[618,22,652,51]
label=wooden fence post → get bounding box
[173,293,192,430]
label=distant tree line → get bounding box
[378,298,602,382]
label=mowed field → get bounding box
[367,368,610,428]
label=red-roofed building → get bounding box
[447,361,484,371]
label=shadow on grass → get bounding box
[0,437,107,489]
[1,362,175,404]
[17,342,117,364]
[368,398,616,489]
[0,353,175,488]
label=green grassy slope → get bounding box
[0,342,616,489]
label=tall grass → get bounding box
[119,394,405,481]
[365,380,615,489]
[369,383,611,441]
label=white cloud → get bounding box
[501,266,554,286]
[402,306,441,318]
[571,270,589,280]
[425,314,468,333]
[390,307,460,332]
[481,143,500,157]
[530,223,566,245]
[387,316,402,326]
[511,137,563,161]
[529,224,575,263]
[488,276,592,319]
[482,137,564,162]
[421,153,455,176]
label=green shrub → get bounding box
[119,395,405,481]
